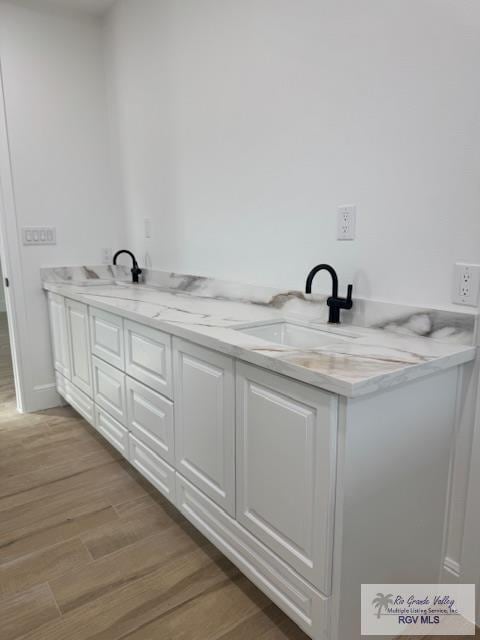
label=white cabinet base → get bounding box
[95,406,129,457]
[176,474,329,640]
[128,433,176,504]
[55,372,94,426]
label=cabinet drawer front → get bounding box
[176,474,329,639]
[65,379,94,426]
[173,339,235,516]
[124,321,172,398]
[92,356,127,425]
[95,406,129,458]
[66,299,92,397]
[128,434,175,504]
[126,377,174,465]
[90,308,124,370]
[236,363,337,594]
[48,293,71,379]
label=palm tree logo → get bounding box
[372,593,394,618]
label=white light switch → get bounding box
[22,227,56,246]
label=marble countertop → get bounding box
[43,275,476,397]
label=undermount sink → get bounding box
[235,320,355,349]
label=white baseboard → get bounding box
[22,382,64,413]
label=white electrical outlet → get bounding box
[144,218,152,239]
[453,263,480,306]
[337,205,356,240]
[101,248,113,264]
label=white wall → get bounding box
[105,0,480,310]
[0,261,5,312]
[0,2,124,410]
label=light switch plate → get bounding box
[22,227,56,246]
[453,263,480,307]
[337,205,356,240]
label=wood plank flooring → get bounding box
[0,312,477,640]
[0,313,307,639]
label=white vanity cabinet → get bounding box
[65,298,93,397]
[46,292,464,640]
[236,363,337,594]
[173,338,235,516]
[47,292,71,378]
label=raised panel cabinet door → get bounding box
[90,307,124,370]
[124,320,173,398]
[65,298,92,397]
[126,376,174,465]
[173,338,235,516]
[92,356,127,425]
[47,293,71,379]
[236,362,338,595]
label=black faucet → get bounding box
[113,250,143,284]
[305,264,353,324]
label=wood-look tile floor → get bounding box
[0,313,478,640]
[0,313,307,640]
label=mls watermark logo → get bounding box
[361,584,475,636]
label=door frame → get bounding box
[0,57,29,412]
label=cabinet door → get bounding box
[173,338,235,516]
[236,362,337,594]
[65,299,92,397]
[92,356,127,426]
[126,377,174,465]
[124,320,172,398]
[47,293,71,379]
[90,307,124,370]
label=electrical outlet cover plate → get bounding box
[453,263,480,307]
[337,205,356,240]
[101,248,113,265]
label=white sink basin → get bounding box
[236,321,354,349]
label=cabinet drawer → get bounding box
[126,377,174,465]
[128,434,175,504]
[176,474,329,639]
[92,356,127,426]
[90,308,124,370]
[236,362,337,594]
[95,406,129,458]
[124,320,172,398]
[65,379,95,426]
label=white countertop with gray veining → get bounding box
[42,272,476,397]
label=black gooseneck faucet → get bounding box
[113,250,143,284]
[305,264,353,324]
